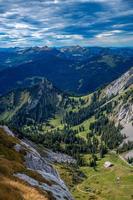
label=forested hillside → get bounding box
[0,67,132,165]
[0,78,67,125]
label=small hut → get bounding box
[104,161,113,168]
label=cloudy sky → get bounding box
[0,0,133,47]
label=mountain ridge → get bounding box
[0,78,67,125]
[0,46,133,95]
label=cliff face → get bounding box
[105,67,133,98]
[117,103,133,126]
[96,68,133,146]
[103,67,133,126]
[0,126,74,200]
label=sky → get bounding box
[0,0,133,47]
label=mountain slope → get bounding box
[0,68,132,163]
[0,78,66,125]
[0,125,74,200]
[0,68,132,140]
[103,67,133,125]
[0,46,133,95]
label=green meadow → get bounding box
[56,153,133,200]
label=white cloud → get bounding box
[54,0,59,3]
[53,34,84,40]
[112,23,130,28]
[96,30,124,38]
[0,0,132,47]
[14,23,29,29]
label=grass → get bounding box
[54,163,84,190]
[56,153,133,200]
[41,114,95,141]
[0,176,48,200]
[42,94,95,140]
[73,153,133,200]
[72,117,95,140]
[46,113,64,130]
[0,91,30,122]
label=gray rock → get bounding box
[106,67,133,97]
[21,140,74,200]
[0,125,15,137]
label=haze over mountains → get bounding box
[0,46,133,95]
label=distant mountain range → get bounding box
[0,46,133,95]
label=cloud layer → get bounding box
[0,0,133,47]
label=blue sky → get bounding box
[0,0,133,47]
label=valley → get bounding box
[0,0,133,198]
[0,47,132,200]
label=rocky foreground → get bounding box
[0,125,74,200]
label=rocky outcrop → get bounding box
[0,125,15,137]
[101,67,133,126]
[2,126,74,200]
[124,150,133,160]
[121,123,133,142]
[117,104,133,125]
[45,149,77,165]
[18,140,74,200]
[23,139,76,165]
[105,67,133,97]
